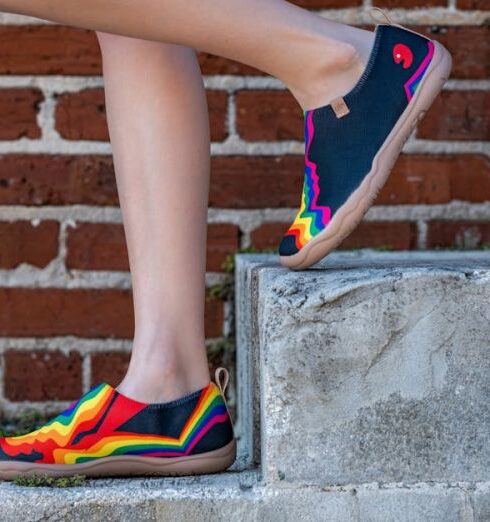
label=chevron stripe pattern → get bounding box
[284,109,331,250]
[0,381,230,464]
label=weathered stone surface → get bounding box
[235,255,270,470]
[472,482,490,522]
[235,251,490,486]
[2,472,482,522]
[356,486,467,522]
[0,471,259,522]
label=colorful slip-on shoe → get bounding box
[278,9,452,270]
[0,367,236,479]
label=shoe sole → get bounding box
[0,438,237,480]
[280,39,452,270]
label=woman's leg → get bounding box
[97,32,212,403]
[1,0,375,111]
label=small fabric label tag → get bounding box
[331,96,350,118]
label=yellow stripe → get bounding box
[7,386,112,447]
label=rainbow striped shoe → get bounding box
[0,367,236,479]
[278,12,452,270]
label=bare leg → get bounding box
[1,0,375,111]
[1,0,377,403]
[97,33,211,403]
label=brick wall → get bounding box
[0,2,488,416]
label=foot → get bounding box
[278,19,452,269]
[0,367,236,479]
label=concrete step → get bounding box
[1,471,488,521]
[235,251,490,487]
[2,250,490,522]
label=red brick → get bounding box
[250,221,417,250]
[0,288,133,338]
[0,220,59,269]
[250,222,286,250]
[379,154,490,205]
[0,288,223,338]
[206,224,240,271]
[210,155,303,208]
[0,26,101,75]
[339,222,417,250]
[235,90,302,141]
[55,89,227,142]
[55,89,108,141]
[427,221,490,249]
[4,350,82,402]
[208,91,229,142]
[447,155,490,202]
[379,156,450,205]
[205,297,224,338]
[65,222,239,272]
[0,88,43,140]
[409,25,490,79]
[417,91,490,141]
[457,0,490,8]
[66,223,128,271]
[0,155,119,206]
[90,352,130,387]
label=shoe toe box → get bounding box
[278,234,300,257]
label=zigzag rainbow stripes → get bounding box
[3,384,114,452]
[404,40,435,101]
[0,381,229,465]
[284,109,331,249]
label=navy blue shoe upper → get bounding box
[279,23,435,257]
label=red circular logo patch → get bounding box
[393,43,413,69]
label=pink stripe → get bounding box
[185,412,229,455]
[404,40,435,102]
[305,111,331,226]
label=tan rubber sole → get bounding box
[0,438,237,480]
[280,39,453,271]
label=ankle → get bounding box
[291,39,366,112]
[117,357,211,404]
[288,21,378,112]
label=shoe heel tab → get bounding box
[214,366,230,397]
[369,6,397,27]
[214,367,234,423]
[369,7,431,41]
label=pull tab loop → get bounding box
[368,6,395,26]
[215,366,229,396]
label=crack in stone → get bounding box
[363,299,440,377]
